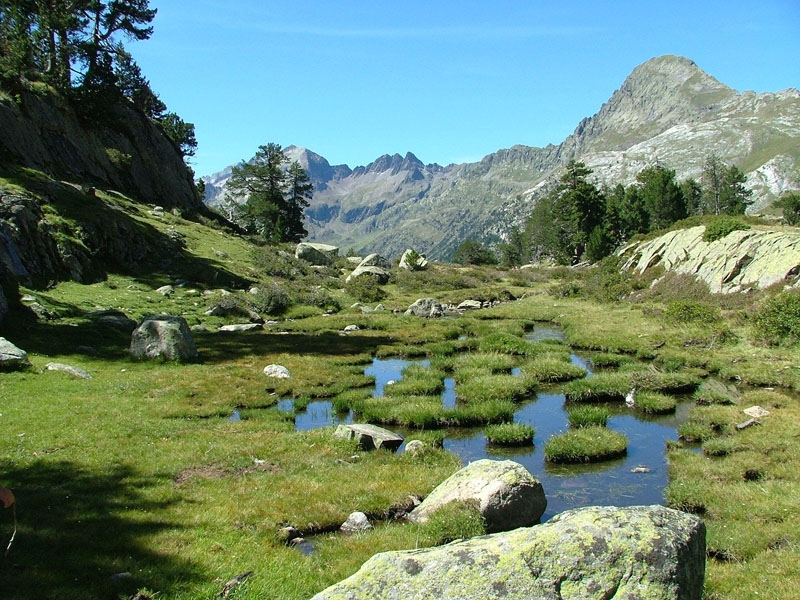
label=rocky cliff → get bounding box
[0,87,202,212]
[204,55,800,260]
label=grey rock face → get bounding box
[129,314,198,362]
[312,505,706,600]
[0,337,29,370]
[408,459,546,533]
[404,298,443,318]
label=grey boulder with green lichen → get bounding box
[311,504,705,600]
[129,314,198,362]
[408,459,546,533]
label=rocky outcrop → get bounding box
[399,248,428,271]
[129,314,198,362]
[620,225,800,293]
[0,89,201,212]
[408,459,547,533]
[312,505,706,600]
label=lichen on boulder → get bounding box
[312,504,706,600]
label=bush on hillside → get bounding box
[702,218,750,242]
[754,289,800,345]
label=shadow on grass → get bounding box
[0,460,201,599]
[195,330,394,363]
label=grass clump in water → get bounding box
[477,332,535,356]
[484,422,535,446]
[545,426,628,463]
[634,391,678,414]
[452,351,517,374]
[566,405,610,428]
[520,355,586,383]
[456,373,537,403]
[564,372,631,402]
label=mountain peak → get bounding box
[569,55,737,153]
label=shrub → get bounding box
[702,217,750,242]
[344,276,387,303]
[484,422,535,446]
[301,286,340,312]
[753,289,800,345]
[544,426,628,463]
[664,300,719,323]
[566,405,610,428]
[249,282,290,315]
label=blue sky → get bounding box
[132,1,800,177]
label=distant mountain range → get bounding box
[202,55,800,260]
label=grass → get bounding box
[484,422,536,446]
[544,426,628,464]
[566,405,610,428]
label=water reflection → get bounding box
[365,357,430,396]
[279,399,354,431]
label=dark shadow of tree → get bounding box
[0,461,202,599]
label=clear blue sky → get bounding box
[132,1,800,177]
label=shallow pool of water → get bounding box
[282,347,691,520]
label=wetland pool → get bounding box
[278,328,692,521]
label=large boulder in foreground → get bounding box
[312,504,706,600]
[130,314,198,361]
[408,459,546,533]
[295,242,338,266]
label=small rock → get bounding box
[743,405,770,418]
[340,511,373,534]
[630,464,651,474]
[219,323,262,332]
[263,364,291,379]
[45,362,92,379]
[343,324,360,332]
[404,440,427,455]
[277,526,302,543]
[457,299,483,310]
[156,285,174,296]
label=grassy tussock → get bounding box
[544,426,628,463]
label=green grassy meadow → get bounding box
[2,190,800,599]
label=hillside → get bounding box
[203,55,800,259]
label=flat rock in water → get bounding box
[311,505,706,600]
[334,424,404,451]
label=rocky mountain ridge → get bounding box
[204,55,800,259]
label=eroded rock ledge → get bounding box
[620,225,800,293]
